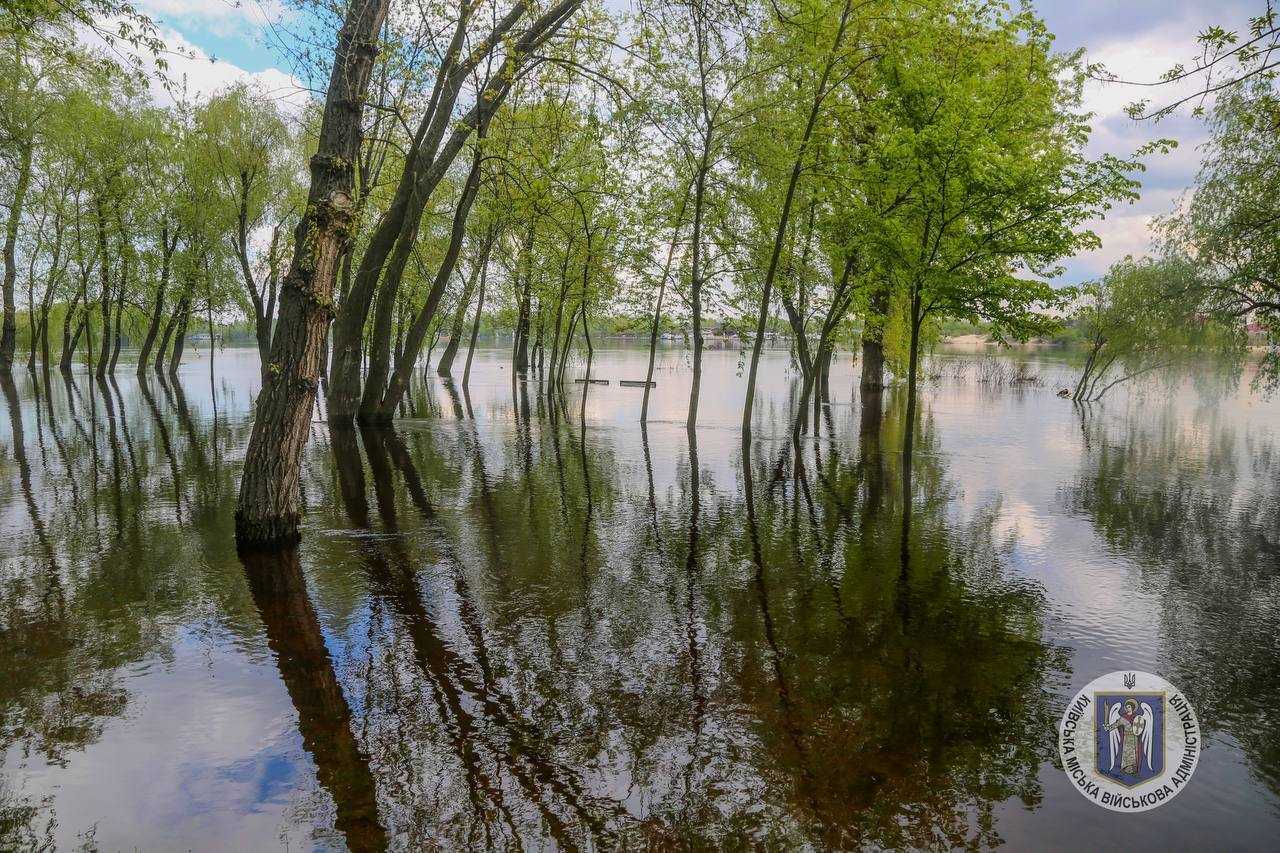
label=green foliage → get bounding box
[1070,255,1244,401]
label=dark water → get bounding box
[1,345,1277,850]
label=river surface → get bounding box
[0,344,1277,850]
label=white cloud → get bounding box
[135,0,290,38]
[148,25,311,113]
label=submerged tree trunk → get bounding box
[462,247,488,388]
[514,221,535,375]
[373,139,485,421]
[860,284,888,393]
[901,283,923,514]
[236,0,389,546]
[95,201,113,379]
[60,293,84,374]
[155,302,182,375]
[38,304,51,371]
[642,185,689,424]
[168,297,190,376]
[436,262,479,377]
[328,0,583,423]
[0,139,33,370]
[138,229,176,377]
[546,244,573,397]
[109,245,127,373]
[687,145,710,433]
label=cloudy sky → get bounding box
[130,0,1263,285]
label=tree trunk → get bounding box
[236,0,390,546]
[557,309,579,385]
[462,253,487,388]
[38,304,51,371]
[0,139,33,370]
[328,0,582,423]
[780,289,813,382]
[94,202,113,379]
[60,293,83,374]
[168,298,190,376]
[687,150,709,433]
[436,260,480,376]
[109,246,127,372]
[514,220,535,374]
[25,261,37,374]
[546,245,573,397]
[138,279,168,375]
[155,302,181,375]
[901,283,923,515]
[531,300,545,376]
[373,140,485,420]
[860,284,888,393]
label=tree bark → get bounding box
[0,139,33,370]
[155,300,182,375]
[109,240,127,372]
[436,257,480,377]
[687,147,709,433]
[95,199,113,379]
[901,283,923,515]
[168,296,190,376]
[514,220,535,374]
[373,139,485,420]
[328,0,583,422]
[236,0,390,546]
[138,225,177,377]
[860,284,888,393]
[462,251,487,388]
[60,292,83,374]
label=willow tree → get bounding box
[1159,77,1280,386]
[235,0,391,546]
[196,84,300,381]
[327,0,589,424]
[736,0,866,436]
[1070,255,1242,402]
[635,0,756,431]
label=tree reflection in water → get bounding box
[1063,403,1280,797]
[1,364,1067,848]
[236,384,1061,848]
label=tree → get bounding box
[736,0,863,436]
[864,2,1143,503]
[1070,256,1243,402]
[1160,76,1280,385]
[235,0,392,547]
[634,0,756,431]
[326,0,589,424]
[196,84,300,382]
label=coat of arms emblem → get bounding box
[1096,693,1163,785]
[1058,670,1200,812]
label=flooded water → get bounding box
[1,344,1277,850]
